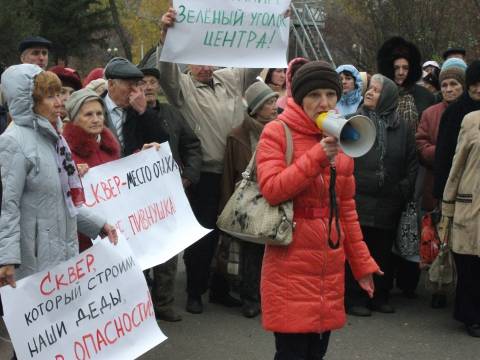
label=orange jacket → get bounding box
[257,99,379,333]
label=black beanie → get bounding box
[466,60,480,88]
[291,61,342,105]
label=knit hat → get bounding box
[291,61,342,105]
[422,60,440,70]
[245,81,278,115]
[48,65,82,90]
[439,58,467,85]
[466,60,480,88]
[66,88,104,121]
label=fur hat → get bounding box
[377,36,423,88]
[291,61,342,105]
[466,60,480,89]
[439,58,467,86]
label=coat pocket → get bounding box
[453,194,474,226]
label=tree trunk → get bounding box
[108,0,132,61]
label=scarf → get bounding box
[397,89,419,130]
[360,75,399,187]
[244,114,266,153]
[55,134,85,217]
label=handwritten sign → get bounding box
[0,238,166,360]
[160,0,291,68]
[81,145,210,270]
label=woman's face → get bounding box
[302,88,338,121]
[73,100,105,136]
[59,87,75,119]
[364,79,383,110]
[340,73,355,94]
[256,97,278,122]
[468,82,480,102]
[35,93,63,124]
[441,78,463,103]
[270,69,286,87]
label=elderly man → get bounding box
[159,7,261,314]
[19,36,52,70]
[131,66,202,321]
[101,57,169,155]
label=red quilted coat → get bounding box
[63,122,121,251]
[257,99,379,333]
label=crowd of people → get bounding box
[0,6,479,360]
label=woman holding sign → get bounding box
[0,65,118,291]
[256,61,380,359]
[63,89,121,251]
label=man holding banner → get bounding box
[158,6,263,314]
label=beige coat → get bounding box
[157,61,260,174]
[442,110,480,256]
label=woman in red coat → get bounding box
[63,88,121,251]
[256,61,380,359]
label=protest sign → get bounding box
[160,0,291,68]
[81,145,210,270]
[0,238,166,360]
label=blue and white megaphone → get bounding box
[315,111,376,158]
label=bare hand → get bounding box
[160,7,176,43]
[100,224,118,245]
[0,265,16,288]
[358,269,383,298]
[320,136,339,162]
[77,163,89,177]
[142,142,161,151]
[182,177,192,188]
[129,87,147,115]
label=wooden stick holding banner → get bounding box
[0,237,166,360]
[160,0,291,68]
[81,144,211,270]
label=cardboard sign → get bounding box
[0,238,166,360]
[161,0,291,68]
[81,145,210,270]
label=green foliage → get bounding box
[32,0,112,62]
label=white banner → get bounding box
[81,145,210,270]
[160,0,291,68]
[0,238,166,360]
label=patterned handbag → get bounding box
[216,120,294,246]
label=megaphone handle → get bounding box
[328,164,341,250]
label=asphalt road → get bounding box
[2,265,479,360]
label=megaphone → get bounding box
[315,111,376,158]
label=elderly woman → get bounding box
[219,81,278,318]
[63,89,121,251]
[345,74,417,316]
[335,64,363,116]
[256,60,380,359]
[0,64,117,290]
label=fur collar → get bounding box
[63,122,120,159]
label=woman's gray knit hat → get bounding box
[245,81,278,115]
[65,88,104,121]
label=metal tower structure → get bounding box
[289,0,335,66]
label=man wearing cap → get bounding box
[442,47,467,61]
[19,36,52,70]
[102,57,169,155]
[132,66,201,321]
[159,8,261,314]
[219,81,278,318]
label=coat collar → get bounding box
[62,122,121,159]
